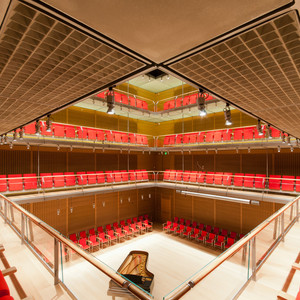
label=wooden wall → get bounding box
[156,188,284,234]
[21,188,155,236]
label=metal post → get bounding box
[54,238,59,285]
[21,213,25,244]
[273,217,278,240]
[251,236,256,281]
[281,212,285,242]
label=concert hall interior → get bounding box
[0,1,300,300]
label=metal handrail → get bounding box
[0,192,153,300]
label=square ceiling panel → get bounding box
[0,1,147,134]
[168,11,300,138]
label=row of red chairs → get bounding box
[69,216,152,252]
[22,121,149,145]
[163,219,244,250]
[164,170,300,192]
[163,93,214,110]
[163,126,281,145]
[0,170,149,192]
[96,91,149,110]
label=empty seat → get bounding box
[88,234,100,250]
[255,174,266,189]
[142,101,148,110]
[24,122,36,135]
[136,135,143,144]
[212,227,220,235]
[96,171,105,183]
[78,238,90,251]
[129,96,136,107]
[53,173,65,187]
[169,135,176,145]
[175,97,182,107]
[191,221,198,228]
[182,134,190,144]
[282,176,295,191]
[65,172,76,186]
[121,170,129,182]
[225,237,235,249]
[123,226,134,238]
[175,134,182,144]
[136,99,143,109]
[175,170,183,181]
[214,172,223,185]
[169,170,176,181]
[163,101,170,110]
[163,136,170,146]
[197,231,208,243]
[129,170,136,181]
[143,220,153,231]
[189,93,197,104]
[169,99,175,109]
[65,125,76,138]
[121,133,129,143]
[182,95,190,106]
[105,130,114,142]
[135,170,143,181]
[223,172,233,186]
[164,170,170,180]
[77,126,88,139]
[141,169,148,180]
[220,229,228,236]
[269,127,281,138]
[23,173,37,190]
[197,171,206,183]
[129,133,136,144]
[190,228,200,240]
[0,175,7,192]
[205,233,216,246]
[206,172,215,184]
[96,129,105,141]
[233,128,243,140]
[76,172,87,185]
[189,133,197,144]
[296,176,300,192]
[244,127,254,140]
[98,232,109,247]
[206,225,212,232]
[222,129,232,141]
[213,130,223,142]
[163,221,172,231]
[197,132,205,143]
[175,224,185,235]
[86,172,97,184]
[79,231,87,238]
[69,233,78,243]
[189,171,197,183]
[269,175,281,190]
[87,128,97,140]
[89,228,96,236]
[182,171,190,182]
[53,123,65,137]
[105,171,114,183]
[205,131,214,143]
[114,132,122,143]
[244,174,255,188]
[233,173,244,187]
[115,228,126,242]
[113,171,122,183]
[8,174,23,191]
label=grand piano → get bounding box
[107,250,154,299]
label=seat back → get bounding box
[96,171,105,183]
[164,170,171,180]
[269,175,281,190]
[8,174,23,191]
[233,173,244,187]
[106,224,112,231]
[135,170,143,181]
[79,231,86,238]
[201,230,207,237]
[182,171,190,182]
[218,235,225,242]
[105,171,114,183]
[129,170,136,181]
[206,172,215,184]
[40,173,53,188]
[244,174,255,188]
[282,176,295,191]
[214,172,223,185]
[107,230,114,237]
[179,218,185,225]
[86,172,97,184]
[69,233,77,242]
[255,174,266,189]
[23,173,37,190]
[53,173,65,187]
[206,225,212,232]
[89,228,95,236]
[65,172,76,186]
[89,235,97,243]
[191,221,197,228]
[121,170,129,182]
[76,172,87,185]
[97,226,104,233]
[194,228,200,235]
[0,175,7,192]
[223,172,233,186]
[113,222,119,229]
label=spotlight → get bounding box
[106,87,115,115]
[35,120,41,135]
[4,134,8,144]
[19,127,24,140]
[197,89,207,117]
[266,125,272,139]
[9,142,13,149]
[290,146,294,152]
[287,135,291,145]
[278,145,280,152]
[224,103,232,126]
[46,114,52,132]
[257,120,263,136]
[281,132,286,143]
[167,74,170,80]
[12,130,17,141]
[27,143,30,150]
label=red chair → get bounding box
[254,125,266,139]
[175,97,182,108]
[79,231,86,238]
[121,133,129,143]
[123,226,134,238]
[255,174,266,189]
[113,171,122,183]
[98,232,109,247]
[88,228,96,236]
[163,101,170,110]
[233,128,243,140]
[142,101,148,110]
[105,224,112,232]
[130,224,140,236]
[189,171,197,183]
[182,226,192,238]
[53,173,64,187]
[214,130,223,142]
[205,131,214,143]
[197,231,208,243]
[24,122,36,135]
[69,233,78,243]
[105,130,114,142]
[23,173,37,190]
[136,135,143,145]
[97,226,104,234]
[40,121,53,136]
[164,170,170,180]
[244,126,254,140]
[121,170,129,182]
[76,172,87,185]
[163,221,172,231]
[175,170,183,181]
[96,171,105,184]
[0,270,10,298]
[221,229,228,236]
[269,175,281,190]
[106,230,118,244]
[65,125,76,139]
[132,217,138,223]
[88,235,100,250]
[214,172,223,185]
[182,171,190,182]
[129,133,136,144]
[115,228,126,242]
[233,173,244,187]
[77,126,88,139]
[78,238,90,251]
[113,222,119,230]
[0,175,7,192]
[174,217,179,223]
[114,132,122,143]
[135,170,143,181]
[105,171,114,183]
[175,224,185,235]
[198,223,205,230]
[197,172,206,183]
[136,221,146,234]
[223,173,233,186]
[212,227,220,235]
[120,220,126,228]
[143,220,153,231]
[229,231,238,240]
[190,228,200,240]
[189,133,198,144]
[176,134,182,144]
[53,123,65,138]
[191,221,198,228]
[169,135,176,145]
[225,237,235,249]
[87,128,97,140]
[126,218,132,225]
[96,129,105,141]
[168,223,179,233]
[205,233,216,246]
[183,134,190,144]
[197,132,205,143]
[65,172,76,186]
[8,174,23,191]
[244,174,255,188]
[222,129,232,141]
[214,235,225,250]
[164,136,170,146]
[169,99,175,109]
[169,170,176,181]
[185,219,191,227]
[206,225,212,232]
[40,173,53,189]
[86,172,97,184]
[129,170,136,181]
[179,218,185,225]
[206,172,215,184]
[189,93,197,104]
[269,127,281,138]
[282,176,295,191]
[141,169,148,180]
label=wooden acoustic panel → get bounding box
[96,192,118,227]
[192,196,214,225]
[119,190,138,221]
[174,193,192,221]
[215,200,240,233]
[138,188,155,218]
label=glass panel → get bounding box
[284,205,293,231]
[163,242,251,299]
[24,217,55,271]
[10,205,22,233]
[59,242,154,299]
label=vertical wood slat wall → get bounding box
[156,188,284,234]
[21,188,155,236]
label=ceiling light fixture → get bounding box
[197,88,207,117]
[281,132,286,143]
[287,135,291,145]
[278,145,281,152]
[35,120,41,135]
[257,120,263,136]
[224,103,232,126]
[9,142,13,149]
[19,127,24,140]
[106,87,115,115]
[290,145,294,152]
[167,74,170,80]
[46,114,52,132]
[27,143,30,150]
[4,134,8,144]
[13,130,17,141]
